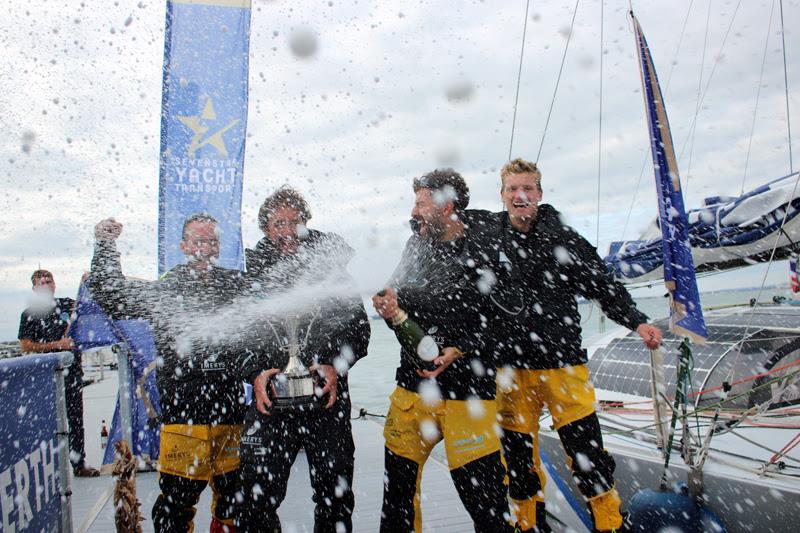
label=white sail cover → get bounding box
[605,172,800,284]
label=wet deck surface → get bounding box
[71,374,473,532]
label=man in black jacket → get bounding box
[491,158,662,532]
[91,214,246,533]
[236,187,370,533]
[372,170,513,533]
[18,269,100,478]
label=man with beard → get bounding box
[236,186,370,533]
[18,269,101,477]
[372,170,514,533]
[491,158,662,532]
[90,214,246,533]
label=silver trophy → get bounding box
[271,315,317,411]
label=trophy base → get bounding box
[271,394,319,412]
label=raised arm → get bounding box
[88,218,155,321]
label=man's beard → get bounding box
[410,217,445,241]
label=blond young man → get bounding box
[491,158,662,532]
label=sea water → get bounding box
[348,287,790,415]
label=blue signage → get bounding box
[158,0,252,274]
[0,353,71,532]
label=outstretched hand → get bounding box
[95,218,123,242]
[416,347,462,379]
[253,368,280,415]
[637,323,663,350]
[311,363,338,409]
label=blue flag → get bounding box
[633,15,708,343]
[158,0,251,274]
[68,281,161,466]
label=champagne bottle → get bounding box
[377,290,440,368]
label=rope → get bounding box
[689,357,800,398]
[508,0,532,161]
[535,0,581,163]
[761,431,800,473]
[779,0,795,174]
[602,366,800,437]
[741,0,776,194]
[659,339,693,489]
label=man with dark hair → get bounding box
[90,214,246,533]
[491,158,662,532]
[18,270,100,477]
[236,187,370,532]
[372,169,514,532]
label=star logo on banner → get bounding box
[177,97,239,158]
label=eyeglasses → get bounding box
[270,219,303,229]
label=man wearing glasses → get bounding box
[91,213,246,533]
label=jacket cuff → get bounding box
[621,309,649,331]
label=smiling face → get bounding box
[179,220,220,271]
[265,205,305,255]
[411,188,451,241]
[501,171,542,231]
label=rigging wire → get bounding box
[779,0,795,174]
[587,0,605,323]
[535,0,581,163]
[740,0,776,195]
[675,0,743,162]
[596,0,604,247]
[683,0,713,196]
[729,1,799,374]
[508,0,532,161]
[697,0,800,456]
[620,0,694,242]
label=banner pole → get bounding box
[54,351,74,533]
[649,347,670,453]
[114,343,134,449]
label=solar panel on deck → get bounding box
[590,306,800,409]
[706,307,800,329]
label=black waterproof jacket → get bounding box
[388,210,503,400]
[89,241,247,426]
[239,231,370,404]
[491,205,648,369]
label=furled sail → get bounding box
[605,172,800,285]
[629,14,707,342]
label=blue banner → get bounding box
[158,0,251,275]
[68,282,161,466]
[633,15,708,343]
[0,353,71,532]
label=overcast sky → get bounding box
[1,0,798,339]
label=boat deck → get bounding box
[71,373,470,532]
[72,371,586,532]
[72,415,478,532]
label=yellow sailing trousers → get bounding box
[496,365,622,531]
[383,386,504,532]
